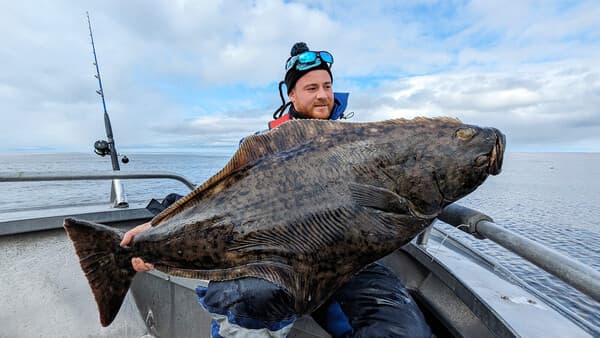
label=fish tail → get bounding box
[63,217,136,327]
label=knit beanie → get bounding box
[284,42,332,94]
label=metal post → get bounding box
[110,179,129,208]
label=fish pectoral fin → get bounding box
[348,183,410,214]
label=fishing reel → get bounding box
[94,140,110,156]
[94,139,129,163]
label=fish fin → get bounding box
[63,218,135,327]
[150,119,350,226]
[151,117,464,226]
[227,207,353,256]
[155,262,297,298]
[349,183,411,214]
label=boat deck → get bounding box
[0,226,147,337]
[0,204,331,338]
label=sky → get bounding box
[1,0,599,154]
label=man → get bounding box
[121,42,433,338]
[268,42,349,128]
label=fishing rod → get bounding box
[86,11,128,208]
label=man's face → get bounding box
[289,69,334,119]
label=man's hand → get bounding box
[120,222,155,272]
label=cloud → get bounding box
[348,60,600,151]
[1,0,599,152]
[150,110,272,147]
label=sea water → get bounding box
[0,151,598,332]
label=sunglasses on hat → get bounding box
[285,51,334,72]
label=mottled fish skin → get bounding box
[64,117,505,326]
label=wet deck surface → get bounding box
[0,227,147,337]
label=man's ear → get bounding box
[288,88,296,103]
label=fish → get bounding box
[63,117,505,327]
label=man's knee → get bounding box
[313,263,434,338]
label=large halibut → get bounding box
[64,117,505,326]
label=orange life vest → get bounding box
[268,113,292,130]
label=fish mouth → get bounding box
[488,129,505,175]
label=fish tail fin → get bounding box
[63,217,136,327]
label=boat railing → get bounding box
[0,171,196,236]
[435,203,600,304]
[0,170,196,190]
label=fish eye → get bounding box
[456,128,476,140]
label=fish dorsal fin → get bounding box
[151,117,463,225]
[151,119,347,226]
